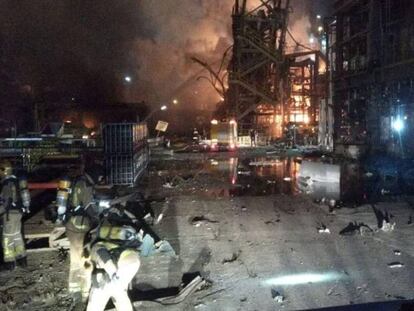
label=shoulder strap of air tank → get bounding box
[69,175,84,203]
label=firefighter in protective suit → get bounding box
[0,160,30,270]
[84,207,141,311]
[56,176,96,303]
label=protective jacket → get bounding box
[85,210,141,311]
[0,176,30,263]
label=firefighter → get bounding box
[0,159,30,270]
[56,175,96,303]
[84,207,141,311]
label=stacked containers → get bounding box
[103,123,149,185]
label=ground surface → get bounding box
[1,150,414,311]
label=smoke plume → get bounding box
[129,0,330,110]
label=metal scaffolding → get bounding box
[222,0,325,142]
[226,0,290,137]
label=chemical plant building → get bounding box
[329,0,414,157]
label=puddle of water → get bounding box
[155,155,409,203]
[205,156,301,197]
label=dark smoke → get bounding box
[0,0,332,131]
[129,0,332,110]
[0,0,140,106]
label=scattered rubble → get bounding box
[222,251,241,264]
[191,216,219,227]
[339,222,374,236]
[271,289,284,303]
[317,223,330,234]
[318,228,331,234]
[327,285,341,296]
[394,250,401,256]
[381,220,395,232]
[163,182,175,189]
[388,262,404,269]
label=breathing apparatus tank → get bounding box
[98,224,138,241]
[56,177,72,219]
[19,177,31,212]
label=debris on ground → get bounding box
[318,228,331,234]
[317,223,330,234]
[155,213,164,224]
[339,222,374,236]
[327,285,341,296]
[241,206,247,212]
[388,262,404,268]
[163,182,176,189]
[385,293,407,300]
[381,220,395,232]
[194,302,206,309]
[394,250,401,256]
[271,289,284,303]
[356,284,369,296]
[222,250,241,264]
[191,216,219,227]
[57,247,68,263]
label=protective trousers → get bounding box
[66,215,92,301]
[1,210,25,263]
[87,250,140,311]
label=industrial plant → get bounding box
[0,1,413,311]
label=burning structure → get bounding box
[329,0,414,157]
[215,0,326,143]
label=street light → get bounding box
[124,76,132,83]
[172,99,178,105]
[160,105,168,111]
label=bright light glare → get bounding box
[124,76,132,83]
[318,26,323,32]
[316,15,321,19]
[211,119,218,125]
[263,272,344,286]
[99,200,111,209]
[173,99,178,105]
[160,105,168,111]
[229,119,237,125]
[392,118,404,132]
